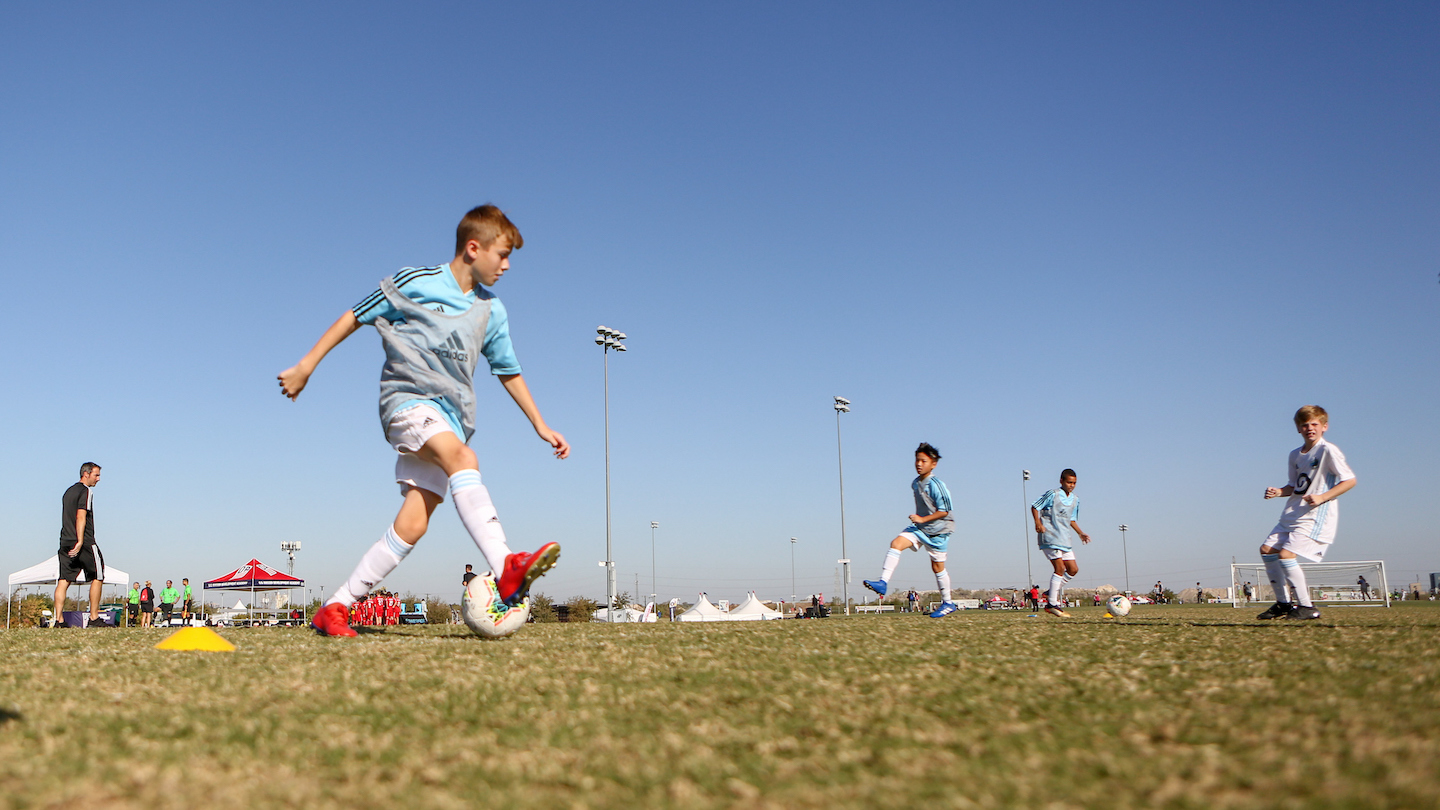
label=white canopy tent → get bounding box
[728,592,784,621]
[677,593,730,622]
[7,556,131,629]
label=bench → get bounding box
[854,604,896,613]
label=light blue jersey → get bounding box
[1032,488,1080,551]
[901,474,954,551]
[353,265,522,436]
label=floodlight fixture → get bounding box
[1023,470,1031,481]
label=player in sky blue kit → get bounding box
[278,205,568,637]
[863,443,959,618]
[1031,469,1090,617]
[1257,405,1356,621]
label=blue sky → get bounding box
[3,2,1436,608]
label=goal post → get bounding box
[1230,560,1390,608]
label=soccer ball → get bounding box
[1106,594,1133,618]
[461,574,530,639]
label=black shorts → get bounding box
[127,603,140,616]
[56,544,103,583]
[182,599,193,613]
[161,603,175,616]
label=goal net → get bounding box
[1230,560,1390,608]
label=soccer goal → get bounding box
[1230,560,1390,608]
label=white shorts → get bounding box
[1041,547,1076,561]
[386,404,459,498]
[899,531,947,563]
[1264,531,1329,562]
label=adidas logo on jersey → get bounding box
[421,417,437,428]
[433,331,469,362]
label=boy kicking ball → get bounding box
[279,205,568,637]
[1031,469,1090,617]
[863,443,959,618]
[1257,405,1356,621]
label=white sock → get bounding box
[1262,553,1289,603]
[326,526,413,607]
[935,569,951,603]
[1282,557,1312,607]
[879,549,902,583]
[1048,573,1064,606]
[450,470,511,574]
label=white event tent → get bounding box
[7,556,131,629]
[676,593,731,622]
[728,592,784,621]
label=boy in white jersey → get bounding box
[278,205,568,637]
[1031,469,1090,617]
[1257,405,1356,621]
[862,443,960,618]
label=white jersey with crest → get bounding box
[1271,438,1355,545]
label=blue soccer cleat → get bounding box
[929,601,958,618]
[863,579,888,597]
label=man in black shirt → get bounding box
[462,564,477,587]
[56,462,104,627]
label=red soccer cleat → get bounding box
[312,602,358,637]
[497,542,561,606]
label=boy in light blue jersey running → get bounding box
[279,205,568,638]
[863,443,959,618]
[1031,469,1090,617]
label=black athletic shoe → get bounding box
[1284,605,1321,621]
[1256,602,1292,620]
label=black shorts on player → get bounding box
[57,544,103,583]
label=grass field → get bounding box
[2,602,1438,810]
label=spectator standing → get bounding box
[1243,581,1253,603]
[140,581,155,628]
[462,564,476,586]
[180,578,194,624]
[1028,585,1041,611]
[159,580,179,625]
[907,590,918,613]
[1196,582,1204,604]
[55,463,106,627]
[126,582,141,627]
[1357,576,1370,600]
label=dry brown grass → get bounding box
[1,602,1438,809]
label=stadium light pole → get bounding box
[280,541,301,621]
[595,326,627,622]
[1021,471,1033,590]
[1119,524,1131,595]
[650,521,659,607]
[833,396,852,616]
[790,537,798,607]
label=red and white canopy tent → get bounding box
[204,559,304,623]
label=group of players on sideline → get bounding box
[45,208,1359,633]
[348,590,408,627]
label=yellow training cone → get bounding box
[155,627,236,652]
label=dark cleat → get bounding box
[1256,602,1292,620]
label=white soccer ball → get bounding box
[461,574,530,639]
[1107,594,1133,617]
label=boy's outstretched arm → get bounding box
[1071,520,1091,544]
[278,311,361,400]
[1303,477,1355,506]
[498,374,570,459]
